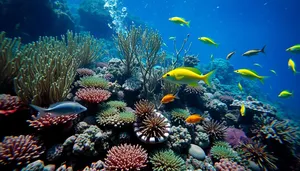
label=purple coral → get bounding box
[225,128,249,147]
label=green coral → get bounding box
[213,141,232,148]
[119,111,136,123]
[210,145,240,161]
[171,108,190,122]
[97,107,119,118]
[150,149,186,171]
[107,100,127,111]
[80,76,109,89]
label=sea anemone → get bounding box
[119,111,136,123]
[202,119,227,141]
[76,68,95,76]
[134,99,155,118]
[134,110,171,144]
[171,108,190,123]
[0,135,44,165]
[241,141,278,170]
[76,88,111,103]
[80,76,109,89]
[150,149,186,171]
[27,114,78,130]
[104,144,147,170]
[210,145,239,161]
[0,94,27,116]
[106,100,127,111]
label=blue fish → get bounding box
[30,101,87,119]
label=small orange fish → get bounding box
[161,94,179,104]
[185,114,204,124]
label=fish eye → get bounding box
[166,74,170,76]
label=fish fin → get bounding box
[30,104,47,119]
[261,45,266,54]
[175,74,184,80]
[258,76,269,84]
[178,67,202,75]
[186,21,191,28]
[174,90,180,99]
[215,43,219,47]
[188,82,198,87]
[202,70,216,87]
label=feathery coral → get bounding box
[150,149,186,171]
[0,135,44,165]
[134,99,155,118]
[80,76,109,89]
[0,94,26,116]
[202,120,227,140]
[76,88,111,103]
[104,144,147,170]
[27,114,78,130]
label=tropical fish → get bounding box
[169,17,190,27]
[288,58,299,75]
[286,44,300,54]
[163,42,168,47]
[210,54,214,61]
[278,90,293,98]
[253,63,263,68]
[226,51,236,60]
[238,82,243,91]
[162,67,215,87]
[161,93,179,104]
[270,69,277,75]
[185,114,204,124]
[242,45,266,57]
[169,36,176,40]
[240,104,246,116]
[234,69,268,84]
[30,101,87,119]
[198,37,219,47]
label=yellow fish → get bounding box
[198,37,219,47]
[286,44,300,54]
[288,58,299,75]
[169,17,190,27]
[278,90,293,98]
[238,82,243,91]
[242,45,266,57]
[162,67,215,87]
[234,69,268,84]
[226,51,236,60]
[240,104,246,116]
[253,63,263,68]
[270,69,277,75]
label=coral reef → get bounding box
[27,114,78,130]
[183,55,200,67]
[79,76,109,89]
[104,144,147,170]
[0,135,44,166]
[150,149,186,171]
[194,125,210,149]
[76,88,111,103]
[202,120,227,141]
[170,108,190,123]
[231,98,276,115]
[0,94,26,115]
[210,144,240,161]
[134,99,155,118]
[76,68,95,77]
[225,128,249,148]
[214,158,249,171]
[186,156,216,171]
[168,125,192,152]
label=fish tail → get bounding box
[258,76,269,84]
[186,21,191,27]
[261,45,266,54]
[30,104,47,119]
[215,43,219,47]
[202,70,216,87]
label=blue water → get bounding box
[123,0,300,116]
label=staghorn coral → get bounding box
[150,149,186,171]
[214,158,250,171]
[76,88,111,103]
[202,119,227,141]
[134,110,171,144]
[0,94,27,116]
[134,99,155,118]
[27,114,78,130]
[106,100,127,111]
[0,135,44,165]
[225,128,249,148]
[77,68,95,76]
[170,108,190,123]
[79,76,109,89]
[104,144,147,171]
[241,141,278,171]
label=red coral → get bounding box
[76,88,111,103]
[27,114,78,130]
[104,144,147,170]
[77,68,95,76]
[0,135,44,165]
[0,94,27,116]
[215,158,249,171]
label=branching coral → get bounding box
[80,76,109,89]
[150,149,186,171]
[0,135,44,165]
[27,114,78,130]
[0,94,27,115]
[104,144,147,171]
[76,88,111,103]
[134,99,155,118]
[202,120,227,141]
[241,141,278,171]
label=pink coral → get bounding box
[27,114,78,130]
[0,94,27,116]
[225,128,250,147]
[104,144,147,170]
[215,158,249,171]
[77,68,95,76]
[0,135,44,165]
[76,88,111,103]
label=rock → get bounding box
[188,144,206,161]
